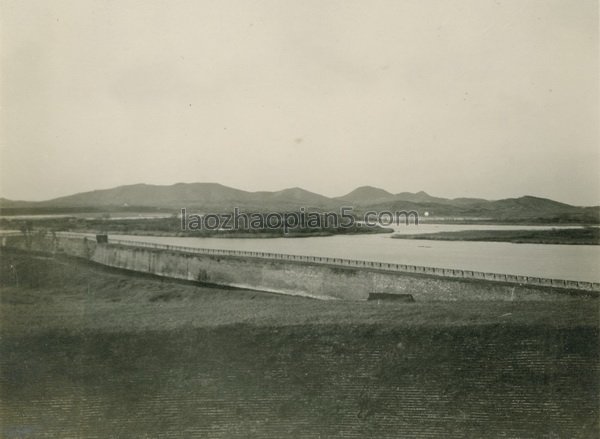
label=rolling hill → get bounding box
[0,183,598,223]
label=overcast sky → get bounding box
[1,0,598,205]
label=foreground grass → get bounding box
[1,250,598,438]
[392,227,600,245]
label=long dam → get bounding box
[2,231,599,301]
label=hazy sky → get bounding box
[1,0,598,204]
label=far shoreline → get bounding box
[392,227,600,246]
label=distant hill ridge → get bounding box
[0,183,598,222]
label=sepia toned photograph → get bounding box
[0,1,598,437]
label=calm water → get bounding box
[112,224,600,282]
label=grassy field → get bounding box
[0,215,393,239]
[1,249,598,438]
[392,227,600,245]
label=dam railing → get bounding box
[2,231,598,292]
[48,232,598,292]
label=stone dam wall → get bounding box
[2,232,599,301]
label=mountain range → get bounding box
[0,183,598,223]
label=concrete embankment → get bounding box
[2,232,598,301]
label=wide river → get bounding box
[110,224,600,282]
